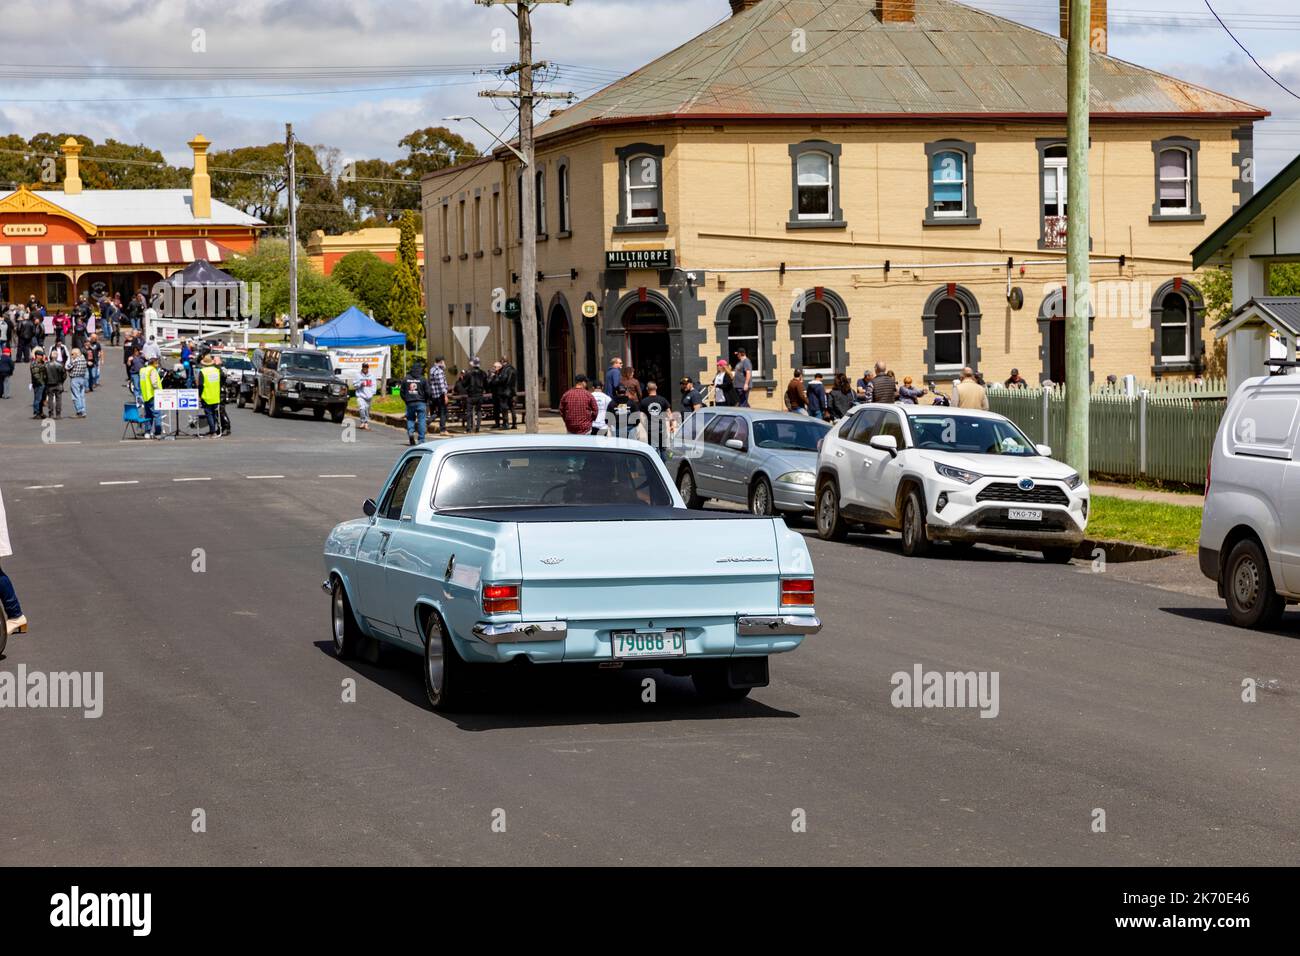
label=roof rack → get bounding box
[1265,358,1300,368]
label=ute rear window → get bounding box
[434,450,672,510]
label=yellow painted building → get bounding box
[422,0,1265,407]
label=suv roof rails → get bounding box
[1265,358,1300,368]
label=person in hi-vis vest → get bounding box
[139,356,164,438]
[199,355,222,437]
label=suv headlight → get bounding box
[1065,472,1083,490]
[935,462,982,484]
[329,383,346,396]
[777,471,816,487]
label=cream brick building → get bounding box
[422,0,1265,408]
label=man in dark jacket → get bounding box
[0,346,13,398]
[401,362,432,445]
[16,316,35,363]
[492,358,517,429]
[43,352,67,419]
[464,357,489,433]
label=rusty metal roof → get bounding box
[534,0,1267,143]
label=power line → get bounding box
[1204,0,1300,100]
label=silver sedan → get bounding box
[666,408,830,520]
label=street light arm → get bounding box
[443,115,527,166]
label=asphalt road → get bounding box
[2,352,1297,865]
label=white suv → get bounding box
[1199,371,1300,628]
[815,404,1089,561]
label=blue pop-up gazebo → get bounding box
[302,306,405,347]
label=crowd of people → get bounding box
[783,362,992,419]
[391,355,520,444]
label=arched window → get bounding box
[801,301,834,372]
[930,149,967,218]
[1159,292,1191,363]
[933,298,967,371]
[1157,147,1191,215]
[795,151,832,220]
[728,303,762,377]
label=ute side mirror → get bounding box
[363,498,378,517]
[869,434,898,456]
[1036,444,1052,457]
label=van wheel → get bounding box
[677,466,703,509]
[330,579,362,659]
[422,610,472,711]
[900,488,931,557]
[749,476,775,517]
[816,481,848,541]
[1223,539,1286,629]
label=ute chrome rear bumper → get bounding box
[737,615,822,636]
[472,620,568,644]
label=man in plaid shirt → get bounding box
[559,374,598,435]
[427,355,449,435]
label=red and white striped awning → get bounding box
[0,238,232,270]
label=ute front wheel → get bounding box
[331,579,362,659]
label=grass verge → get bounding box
[1088,495,1202,553]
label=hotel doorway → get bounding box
[546,304,573,408]
[624,302,670,394]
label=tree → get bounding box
[209,144,287,223]
[332,249,396,324]
[224,237,357,325]
[339,157,419,223]
[398,126,479,180]
[1200,266,1232,379]
[385,211,424,352]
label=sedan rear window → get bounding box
[434,450,672,509]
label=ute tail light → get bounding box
[780,578,815,607]
[482,584,520,614]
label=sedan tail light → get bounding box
[482,584,520,614]
[780,578,815,607]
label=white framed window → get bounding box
[801,301,835,373]
[934,298,966,371]
[1158,147,1191,214]
[930,149,967,218]
[557,163,570,233]
[1043,144,1068,219]
[727,303,762,378]
[795,151,832,220]
[625,153,660,224]
[1159,292,1191,362]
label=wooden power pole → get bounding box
[285,123,300,347]
[1064,0,1092,476]
[478,0,573,433]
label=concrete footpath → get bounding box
[1091,481,1203,507]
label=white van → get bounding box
[1199,371,1300,627]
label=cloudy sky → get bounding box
[1,0,1297,182]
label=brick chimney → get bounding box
[729,0,762,15]
[188,134,212,220]
[61,136,83,195]
[876,0,915,23]
[1059,0,1107,54]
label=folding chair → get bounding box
[122,402,147,439]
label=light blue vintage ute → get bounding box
[322,435,821,711]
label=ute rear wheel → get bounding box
[422,609,473,711]
[816,481,848,542]
[1223,539,1286,629]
